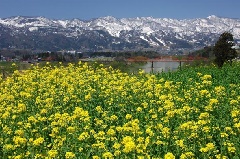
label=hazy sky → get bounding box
[0,0,240,20]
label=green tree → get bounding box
[213,32,237,67]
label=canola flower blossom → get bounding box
[0,62,240,158]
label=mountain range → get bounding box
[0,15,239,52]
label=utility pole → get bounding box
[151,61,154,73]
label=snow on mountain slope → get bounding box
[0,15,239,51]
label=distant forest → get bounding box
[0,50,164,61]
[0,48,215,62]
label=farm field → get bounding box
[0,62,240,158]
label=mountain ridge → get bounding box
[0,15,239,52]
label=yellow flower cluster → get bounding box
[0,62,240,158]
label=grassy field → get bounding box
[0,61,240,158]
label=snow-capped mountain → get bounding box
[0,15,239,51]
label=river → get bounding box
[132,61,183,73]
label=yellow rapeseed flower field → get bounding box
[0,62,240,158]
